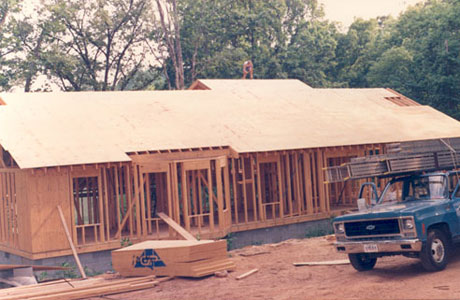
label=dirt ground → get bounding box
[90,236,460,300]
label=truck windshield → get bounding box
[379,175,447,204]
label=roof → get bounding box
[1,79,460,169]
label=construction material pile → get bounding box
[325,138,460,183]
[112,240,235,278]
[0,274,165,300]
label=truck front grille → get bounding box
[345,219,400,237]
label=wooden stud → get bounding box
[97,173,105,242]
[207,165,214,231]
[255,156,264,221]
[215,159,225,230]
[133,165,141,237]
[241,158,248,223]
[285,154,293,216]
[223,161,231,226]
[57,205,87,279]
[303,153,313,215]
[103,168,110,240]
[114,167,121,236]
[311,152,318,213]
[181,165,191,231]
[139,171,147,237]
[251,156,258,221]
[145,173,152,234]
[231,159,239,224]
[317,151,326,213]
[277,156,284,219]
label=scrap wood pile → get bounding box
[112,239,235,277]
[0,274,168,300]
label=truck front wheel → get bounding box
[348,253,377,271]
[420,229,449,272]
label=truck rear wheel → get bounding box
[420,229,449,272]
[348,253,377,271]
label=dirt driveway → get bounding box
[93,236,460,300]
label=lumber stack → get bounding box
[0,275,161,300]
[112,240,235,277]
[325,137,460,183]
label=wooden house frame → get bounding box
[1,79,460,260]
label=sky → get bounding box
[319,0,424,29]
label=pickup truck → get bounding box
[333,171,460,272]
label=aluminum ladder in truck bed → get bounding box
[325,138,460,183]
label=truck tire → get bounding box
[348,253,377,271]
[420,229,449,272]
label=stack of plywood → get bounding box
[112,240,235,278]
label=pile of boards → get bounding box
[0,275,163,300]
[112,239,235,277]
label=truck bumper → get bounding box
[335,239,422,254]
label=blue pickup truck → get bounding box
[333,171,460,272]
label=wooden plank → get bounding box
[303,152,314,215]
[207,166,215,231]
[256,156,264,221]
[294,153,302,214]
[102,168,110,240]
[139,172,147,236]
[317,151,327,212]
[0,174,5,242]
[251,156,257,221]
[293,259,349,266]
[125,165,133,236]
[97,173,105,242]
[181,166,191,231]
[241,158,248,223]
[311,152,318,213]
[223,162,231,227]
[323,151,330,212]
[157,212,197,241]
[277,156,284,218]
[216,160,225,230]
[133,165,141,237]
[145,172,152,234]
[166,167,173,226]
[285,154,293,216]
[6,173,11,245]
[232,158,239,224]
[236,268,258,280]
[114,166,121,236]
[56,205,87,279]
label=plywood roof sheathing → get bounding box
[1,80,460,169]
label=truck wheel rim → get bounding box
[431,239,445,263]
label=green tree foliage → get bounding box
[364,0,460,119]
[2,0,460,122]
[15,0,159,91]
[172,0,338,88]
[0,0,20,91]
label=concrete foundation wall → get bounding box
[0,218,333,278]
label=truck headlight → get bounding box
[334,222,345,234]
[403,218,414,230]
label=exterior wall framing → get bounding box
[0,144,386,260]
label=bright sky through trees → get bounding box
[320,0,423,28]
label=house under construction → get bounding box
[1,79,460,261]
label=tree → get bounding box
[0,0,20,91]
[157,0,337,88]
[19,0,158,91]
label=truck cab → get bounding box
[333,171,460,272]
